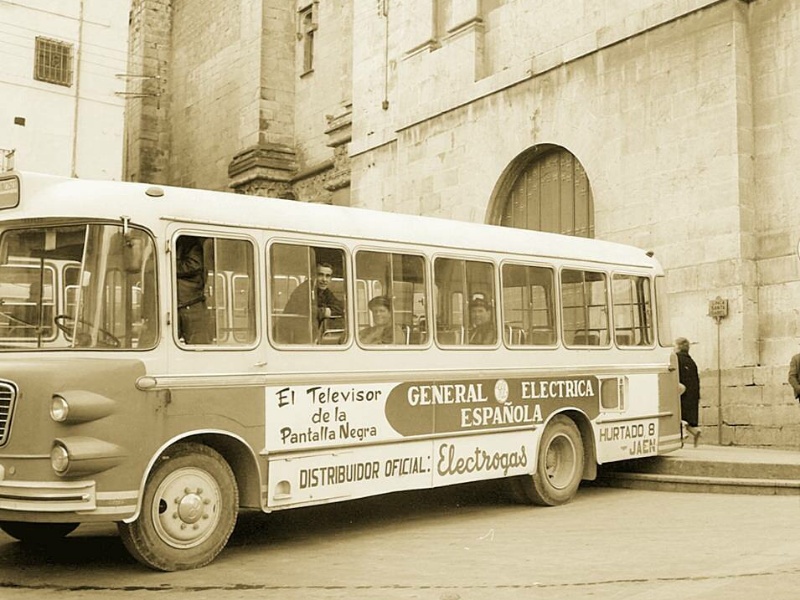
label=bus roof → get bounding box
[2,171,660,271]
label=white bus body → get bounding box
[0,171,682,570]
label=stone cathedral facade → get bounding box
[125,0,800,448]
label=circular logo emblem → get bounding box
[494,379,509,404]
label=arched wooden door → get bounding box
[491,146,593,237]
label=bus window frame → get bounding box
[266,237,352,351]
[171,229,261,352]
[353,244,431,351]
[432,252,500,350]
[559,265,612,349]
[0,220,160,351]
[654,274,672,348]
[610,270,656,350]
[499,258,559,350]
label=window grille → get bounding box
[34,37,73,87]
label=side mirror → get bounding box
[123,235,144,273]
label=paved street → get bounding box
[1,482,799,600]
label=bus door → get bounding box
[164,230,264,440]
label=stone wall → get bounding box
[349,0,800,448]
[124,0,800,447]
[125,0,172,184]
[127,0,353,200]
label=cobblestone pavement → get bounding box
[1,483,799,599]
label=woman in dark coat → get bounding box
[675,337,701,447]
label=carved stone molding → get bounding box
[227,142,298,196]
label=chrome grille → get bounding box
[0,381,17,446]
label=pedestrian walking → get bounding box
[675,337,701,447]
[787,352,800,402]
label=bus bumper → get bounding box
[0,479,95,512]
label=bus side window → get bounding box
[501,263,556,346]
[561,268,610,347]
[269,243,348,346]
[355,250,427,346]
[174,235,256,347]
[612,274,653,346]
[434,257,496,346]
[213,238,256,345]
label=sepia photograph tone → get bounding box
[0,1,799,598]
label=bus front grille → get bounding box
[0,381,17,446]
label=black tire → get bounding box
[511,415,584,506]
[118,443,238,571]
[0,521,79,543]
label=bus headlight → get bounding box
[51,442,70,474]
[49,391,115,423]
[50,437,127,477]
[50,395,70,422]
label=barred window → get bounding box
[34,37,73,87]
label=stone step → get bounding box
[593,446,800,496]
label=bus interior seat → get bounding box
[615,331,634,346]
[528,328,555,345]
[504,324,526,345]
[272,314,312,344]
[572,331,600,346]
[437,329,463,345]
[318,329,345,345]
[318,317,346,345]
[407,325,426,345]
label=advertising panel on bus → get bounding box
[265,375,602,452]
[264,375,614,506]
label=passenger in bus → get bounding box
[176,236,211,344]
[360,296,404,345]
[283,262,344,341]
[468,295,496,345]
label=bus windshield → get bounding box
[0,222,157,350]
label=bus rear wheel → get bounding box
[0,521,79,543]
[118,443,238,571]
[510,415,584,506]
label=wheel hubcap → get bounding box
[545,433,578,490]
[178,492,205,524]
[152,467,221,549]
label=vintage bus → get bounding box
[0,171,682,570]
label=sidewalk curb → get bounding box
[593,446,800,495]
[593,471,800,495]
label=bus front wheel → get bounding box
[118,443,239,571]
[511,415,584,506]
